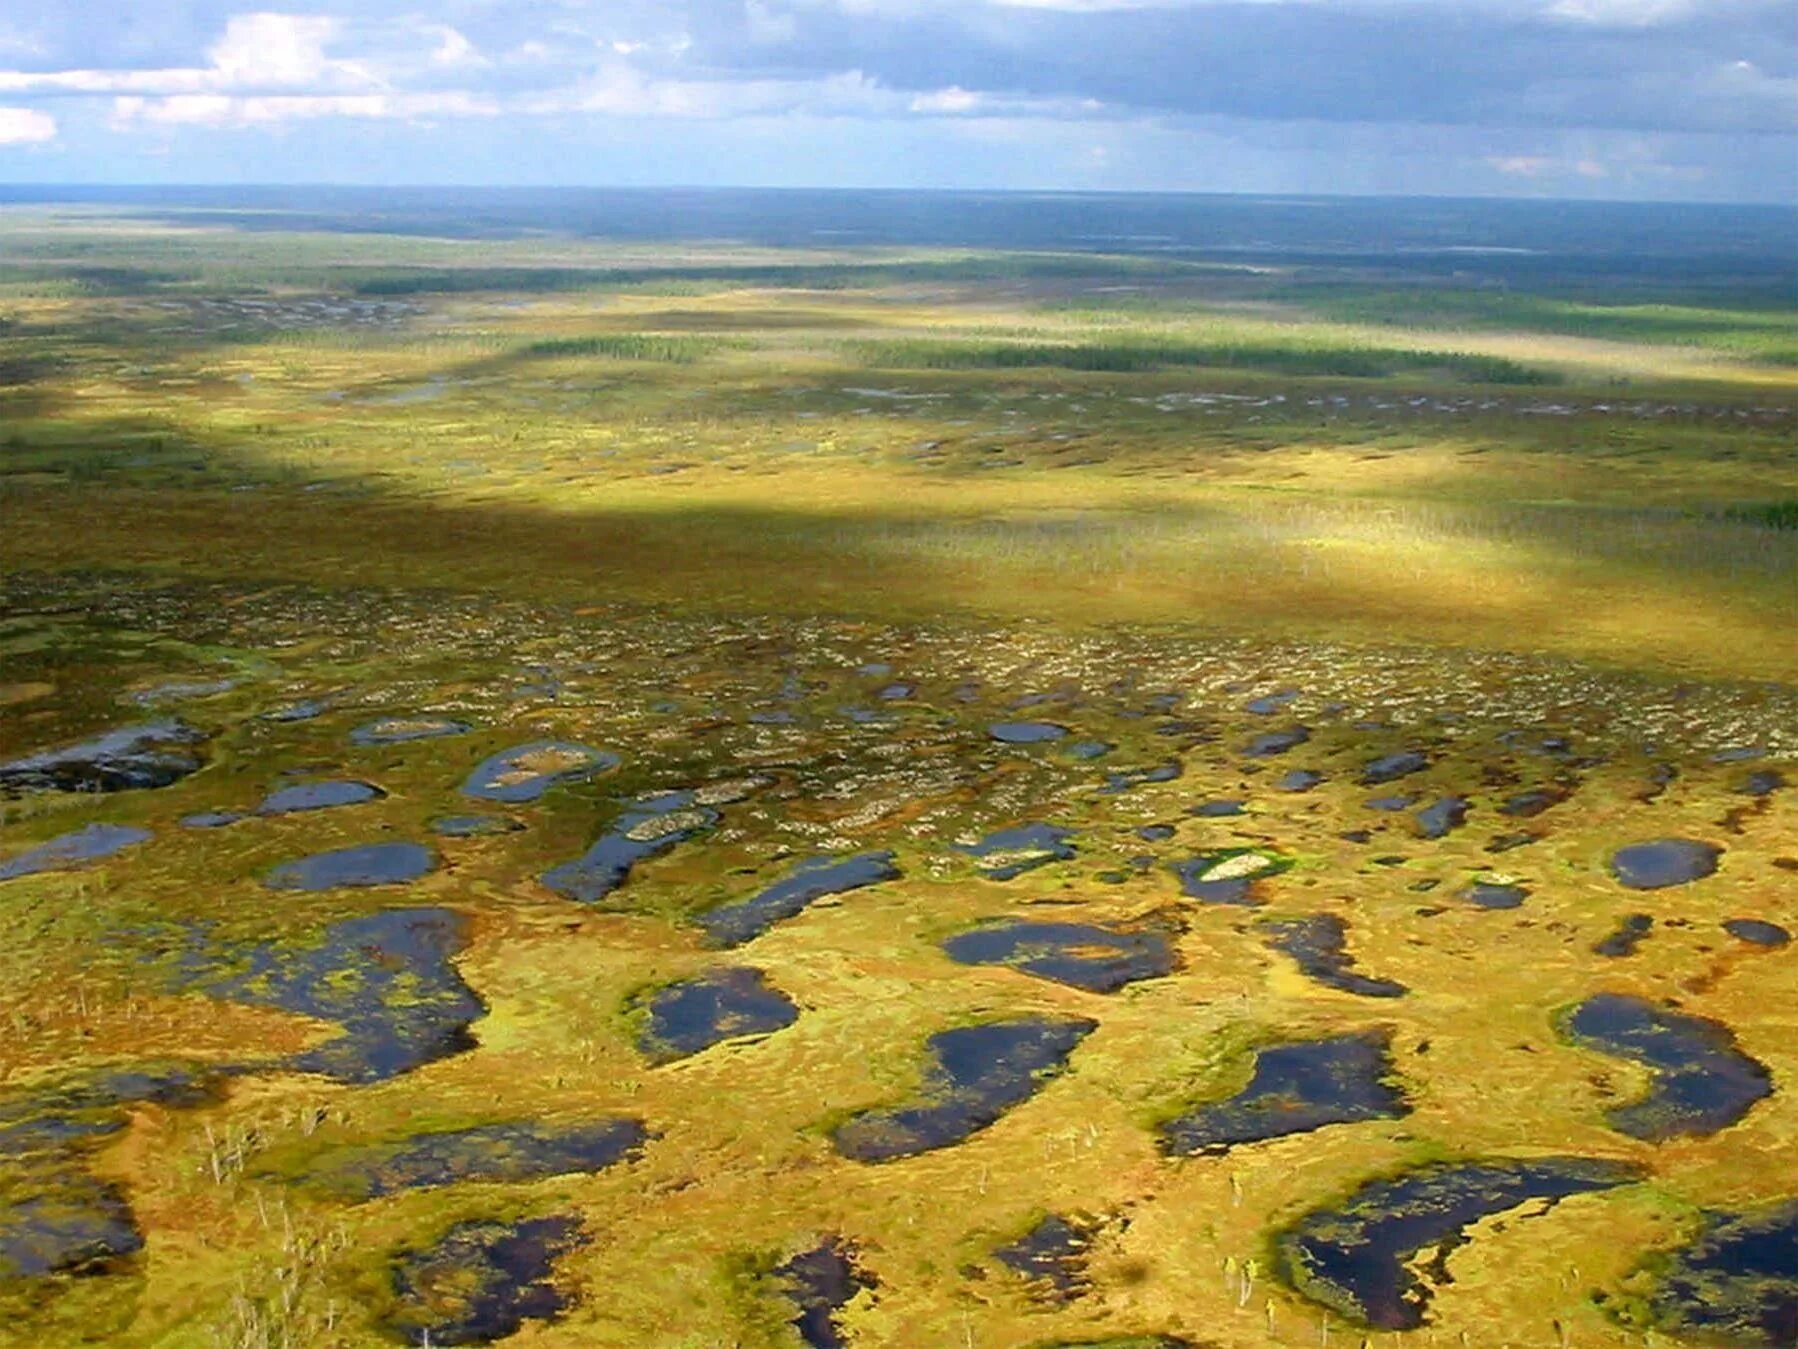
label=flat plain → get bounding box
[1,191,1795,1347]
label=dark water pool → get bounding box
[1160,1032,1409,1155]
[833,1016,1096,1163]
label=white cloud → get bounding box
[111,91,497,128]
[0,104,54,143]
[206,12,340,87]
[910,85,981,113]
[0,11,373,97]
[0,4,1108,135]
[1488,152,1608,176]
[0,0,1783,162]
[1490,153,1553,175]
[1544,0,1699,24]
[0,11,456,99]
[541,64,890,119]
[429,26,487,69]
[530,62,1100,123]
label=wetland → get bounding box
[0,188,1794,1346]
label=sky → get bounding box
[0,0,1792,200]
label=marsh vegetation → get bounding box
[0,190,1794,1346]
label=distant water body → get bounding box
[2,185,1794,272]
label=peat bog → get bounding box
[0,192,1794,1346]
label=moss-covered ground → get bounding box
[0,204,1794,1347]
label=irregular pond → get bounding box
[349,716,470,747]
[128,678,236,707]
[1100,762,1182,795]
[0,824,152,883]
[1260,915,1408,998]
[256,779,384,815]
[1171,850,1290,906]
[385,1215,583,1346]
[988,722,1069,744]
[994,1214,1094,1303]
[955,823,1077,881]
[540,791,719,905]
[636,967,799,1064]
[1459,881,1529,910]
[1244,727,1310,757]
[1559,993,1771,1141]
[0,1064,215,1160]
[775,1238,875,1349]
[0,720,206,794]
[1275,1157,1643,1330]
[300,1117,649,1200]
[1725,919,1792,948]
[459,741,619,804]
[181,810,244,829]
[1713,746,1768,764]
[1645,1200,1798,1347]
[832,1016,1097,1163]
[1189,799,1246,818]
[0,1173,142,1279]
[1160,1032,1410,1156]
[1610,839,1722,890]
[1594,914,1654,958]
[262,697,333,723]
[1245,690,1300,715]
[1737,770,1786,798]
[170,907,484,1084]
[696,852,900,948]
[1500,788,1566,817]
[1275,769,1324,793]
[1413,797,1470,840]
[1361,751,1430,786]
[262,841,437,891]
[1365,795,1417,812]
[942,919,1178,993]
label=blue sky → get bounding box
[0,1,1792,200]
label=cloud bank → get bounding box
[0,1,1790,199]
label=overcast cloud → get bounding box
[0,0,1791,199]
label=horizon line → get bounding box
[2,181,1795,212]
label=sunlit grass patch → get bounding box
[1279,287,1798,366]
[850,334,1558,384]
[518,333,736,363]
